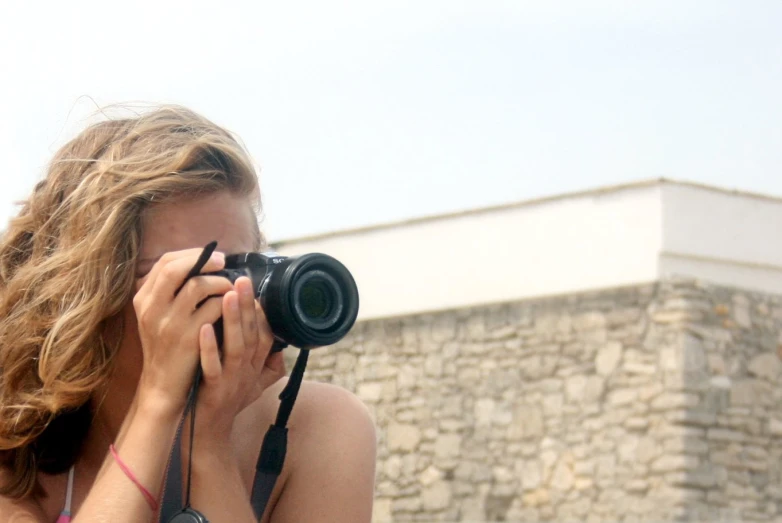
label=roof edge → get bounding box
[269,177,782,247]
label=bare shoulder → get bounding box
[235,377,377,460]
[267,379,377,522]
[237,378,375,440]
[234,378,377,522]
[283,379,378,488]
[0,495,46,523]
[0,467,45,522]
[286,379,376,431]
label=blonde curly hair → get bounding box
[0,105,262,498]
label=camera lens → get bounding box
[257,252,359,349]
[293,270,343,330]
[299,280,331,318]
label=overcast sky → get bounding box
[1,1,780,241]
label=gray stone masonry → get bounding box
[289,277,782,522]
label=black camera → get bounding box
[206,251,359,351]
[161,245,359,523]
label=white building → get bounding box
[273,178,782,321]
[274,179,782,522]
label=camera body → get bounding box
[205,251,359,351]
[162,247,358,523]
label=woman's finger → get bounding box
[200,324,222,383]
[263,352,285,378]
[173,275,234,316]
[220,290,245,375]
[236,277,260,365]
[140,249,225,304]
[251,302,275,371]
[191,296,226,328]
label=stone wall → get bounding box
[299,278,782,522]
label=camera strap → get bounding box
[158,369,201,522]
[249,348,308,519]
[158,242,310,523]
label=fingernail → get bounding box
[229,292,239,310]
[211,252,225,264]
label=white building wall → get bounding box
[273,182,664,321]
[659,183,782,295]
[271,180,782,321]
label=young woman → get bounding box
[0,106,376,522]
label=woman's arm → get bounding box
[66,249,234,522]
[0,395,180,523]
[69,248,239,522]
[72,397,180,523]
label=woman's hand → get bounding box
[195,276,286,448]
[132,248,233,417]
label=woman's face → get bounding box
[115,190,260,388]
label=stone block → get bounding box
[639,382,664,401]
[387,423,421,451]
[624,362,657,375]
[624,417,649,431]
[650,392,700,410]
[707,428,745,443]
[595,341,623,376]
[574,477,594,491]
[423,355,443,377]
[625,479,649,492]
[769,418,782,436]
[474,398,495,427]
[515,459,542,490]
[636,437,661,464]
[550,459,575,491]
[650,455,700,472]
[730,379,775,406]
[682,333,707,371]
[733,301,752,328]
[573,311,607,331]
[748,352,782,381]
[663,436,709,455]
[356,381,383,402]
[665,409,716,427]
[384,456,402,478]
[434,434,461,460]
[565,374,586,402]
[522,488,551,507]
[665,470,716,489]
[372,498,393,522]
[652,310,694,323]
[542,393,564,416]
[392,496,422,513]
[419,465,442,486]
[608,388,638,406]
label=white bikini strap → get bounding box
[64,465,74,512]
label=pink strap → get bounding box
[109,444,158,512]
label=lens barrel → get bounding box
[260,253,359,350]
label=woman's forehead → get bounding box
[139,192,259,259]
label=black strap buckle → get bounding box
[166,507,210,523]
